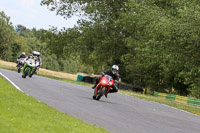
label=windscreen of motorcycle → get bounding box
[27,59,36,67]
[105,75,113,81]
[20,58,25,64]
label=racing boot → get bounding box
[105,89,115,98]
[92,77,99,89]
[91,83,97,89]
[105,93,108,98]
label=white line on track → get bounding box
[0,72,24,92]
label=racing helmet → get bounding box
[32,51,40,57]
[111,65,119,74]
[22,52,26,56]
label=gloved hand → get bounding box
[101,72,105,76]
[114,80,118,85]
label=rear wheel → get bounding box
[29,68,36,78]
[29,74,33,78]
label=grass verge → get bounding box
[0,76,108,133]
[0,64,16,71]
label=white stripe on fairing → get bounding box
[0,72,24,92]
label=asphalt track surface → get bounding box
[1,68,200,133]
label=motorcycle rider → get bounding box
[92,65,120,98]
[32,51,42,74]
[16,52,26,67]
[27,51,42,74]
[22,54,37,78]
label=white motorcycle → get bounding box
[16,58,26,73]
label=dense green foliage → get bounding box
[0,11,18,61]
[40,0,200,98]
[0,11,92,74]
[1,0,200,98]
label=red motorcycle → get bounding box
[93,74,114,100]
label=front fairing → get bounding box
[100,75,114,87]
[26,59,36,68]
[95,75,114,95]
[19,58,26,64]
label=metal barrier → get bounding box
[154,91,200,106]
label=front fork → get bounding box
[22,64,34,76]
[94,86,97,96]
[94,86,110,96]
[94,83,101,96]
[22,64,28,75]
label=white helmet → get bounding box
[111,65,119,74]
[22,52,26,56]
[32,51,40,56]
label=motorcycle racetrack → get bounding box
[1,68,200,133]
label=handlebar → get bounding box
[101,72,105,76]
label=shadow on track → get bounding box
[77,95,117,105]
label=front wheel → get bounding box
[92,95,96,99]
[17,64,21,73]
[23,68,29,78]
[96,87,107,100]
[17,67,21,73]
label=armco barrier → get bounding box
[154,91,200,106]
[76,75,96,84]
[154,91,158,97]
[118,83,134,90]
[157,92,166,100]
[175,95,188,104]
[188,97,200,106]
[166,94,176,101]
[82,76,96,84]
[77,75,84,81]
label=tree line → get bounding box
[0,11,92,74]
[1,0,200,98]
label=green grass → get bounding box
[0,64,16,71]
[0,76,108,133]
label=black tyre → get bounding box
[96,87,106,100]
[17,67,21,73]
[29,73,33,78]
[24,68,29,78]
[92,95,96,99]
[29,69,36,78]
